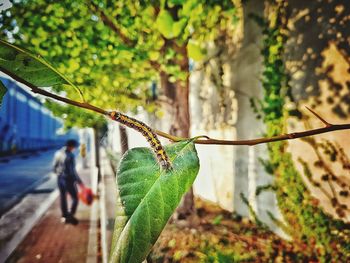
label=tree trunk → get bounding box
[93,126,101,180]
[160,44,194,218]
[119,124,129,155]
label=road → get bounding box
[0,150,58,216]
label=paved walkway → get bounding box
[5,166,98,263]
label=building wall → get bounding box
[285,0,350,221]
[189,0,283,231]
[0,77,78,154]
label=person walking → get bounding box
[53,139,83,225]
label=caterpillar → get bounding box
[108,111,171,170]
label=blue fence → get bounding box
[0,77,78,154]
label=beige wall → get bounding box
[285,0,350,221]
[188,0,286,232]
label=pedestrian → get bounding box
[53,139,84,225]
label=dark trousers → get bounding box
[58,176,79,217]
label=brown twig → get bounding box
[0,67,107,115]
[88,1,134,47]
[2,67,350,147]
[305,106,331,127]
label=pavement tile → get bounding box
[6,168,94,263]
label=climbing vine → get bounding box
[254,1,350,261]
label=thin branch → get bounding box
[88,1,134,47]
[0,67,107,115]
[87,1,162,73]
[2,68,350,147]
[305,106,331,127]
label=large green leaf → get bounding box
[156,9,188,39]
[110,140,200,263]
[0,80,6,107]
[0,39,83,98]
[156,9,174,39]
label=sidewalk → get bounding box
[5,166,99,263]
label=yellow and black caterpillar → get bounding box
[108,111,171,170]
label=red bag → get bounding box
[78,185,94,205]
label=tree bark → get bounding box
[119,124,129,155]
[93,126,101,180]
[160,44,194,218]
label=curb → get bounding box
[86,166,100,263]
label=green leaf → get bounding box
[0,39,66,86]
[148,51,160,61]
[156,10,187,39]
[187,41,205,61]
[181,0,198,16]
[0,39,83,99]
[172,18,187,38]
[156,9,174,39]
[168,0,185,5]
[0,80,7,107]
[110,140,200,263]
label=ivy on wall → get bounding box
[253,0,350,261]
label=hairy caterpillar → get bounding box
[108,111,171,170]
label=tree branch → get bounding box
[2,67,350,147]
[87,1,163,73]
[158,123,350,146]
[0,67,107,115]
[88,1,134,47]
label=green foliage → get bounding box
[256,1,350,261]
[255,184,276,196]
[0,0,237,129]
[240,193,266,229]
[0,80,6,106]
[0,39,104,128]
[203,243,255,263]
[0,39,82,96]
[187,40,206,61]
[0,3,236,260]
[212,215,223,226]
[0,40,64,86]
[46,100,106,129]
[156,9,187,39]
[110,140,200,263]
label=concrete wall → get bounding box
[189,0,283,231]
[285,0,350,221]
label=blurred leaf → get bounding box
[110,140,200,263]
[187,41,205,61]
[148,50,160,61]
[212,215,223,225]
[156,9,174,39]
[172,18,187,37]
[0,80,6,107]
[181,0,198,16]
[169,0,185,5]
